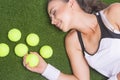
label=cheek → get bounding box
[61,14,71,32]
[62,13,71,26]
[58,7,71,22]
[57,8,72,31]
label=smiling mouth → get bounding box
[55,22,62,29]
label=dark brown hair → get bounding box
[76,0,108,13]
[48,0,108,13]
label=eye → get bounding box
[49,8,56,19]
[53,10,56,15]
[51,9,56,16]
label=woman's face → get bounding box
[48,0,73,32]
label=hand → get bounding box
[23,52,48,74]
[117,72,120,80]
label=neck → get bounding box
[71,11,98,34]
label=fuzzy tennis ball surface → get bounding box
[40,45,53,59]
[8,28,21,42]
[26,53,39,67]
[26,33,40,46]
[0,43,10,57]
[14,43,28,57]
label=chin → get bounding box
[62,28,69,32]
[60,25,69,32]
[62,30,67,32]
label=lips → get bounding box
[55,21,62,29]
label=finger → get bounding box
[24,62,32,70]
[30,52,39,56]
[30,52,42,60]
[23,54,28,66]
[25,62,38,71]
[23,60,33,69]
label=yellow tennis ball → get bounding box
[8,28,21,42]
[26,33,40,46]
[26,53,39,67]
[14,43,28,57]
[0,43,10,57]
[40,45,53,59]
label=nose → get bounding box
[51,17,57,25]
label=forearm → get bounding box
[58,73,78,80]
[41,64,78,80]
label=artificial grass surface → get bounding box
[0,0,119,80]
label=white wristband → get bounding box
[42,64,60,80]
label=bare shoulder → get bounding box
[65,30,77,40]
[105,3,120,16]
[65,30,82,51]
[65,30,78,44]
[104,3,120,25]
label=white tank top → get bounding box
[84,11,120,77]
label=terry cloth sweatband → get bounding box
[42,64,60,80]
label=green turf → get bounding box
[0,0,119,80]
[103,0,120,4]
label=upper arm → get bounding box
[65,30,90,80]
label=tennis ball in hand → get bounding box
[0,43,10,57]
[8,28,21,42]
[40,45,53,59]
[26,53,39,67]
[14,43,28,57]
[26,33,40,46]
